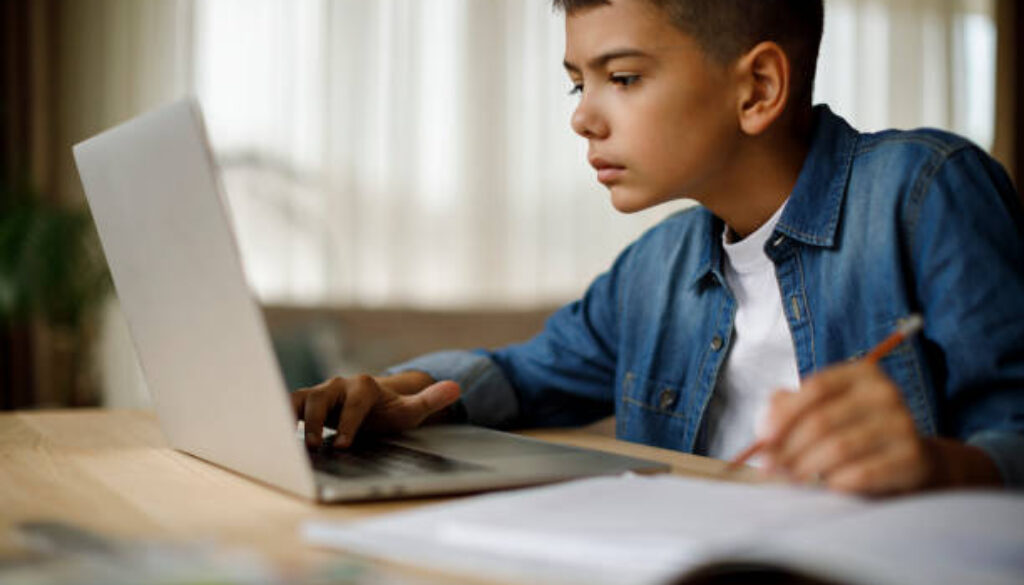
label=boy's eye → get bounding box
[567,73,638,96]
[611,74,640,87]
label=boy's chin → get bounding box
[608,185,667,214]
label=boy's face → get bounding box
[564,0,740,213]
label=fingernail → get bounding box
[334,434,348,447]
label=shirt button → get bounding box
[710,335,724,351]
[658,388,676,410]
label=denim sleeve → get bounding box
[386,247,630,430]
[909,145,1024,487]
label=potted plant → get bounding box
[0,178,111,407]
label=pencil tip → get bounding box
[898,314,924,337]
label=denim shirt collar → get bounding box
[694,105,860,286]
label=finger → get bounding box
[293,377,342,421]
[788,412,896,482]
[290,389,307,420]
[334,376,381,448]
[761,362,873,449]
[773,365,910,472]
[303,380,343,448]
[826,440,930,495]
[395,380,461,427]
[774,384,886,469]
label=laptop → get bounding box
[72,98,668,502]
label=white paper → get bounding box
[303,475,1024,585]
[303,474,864,585]
[734,491,1024,585]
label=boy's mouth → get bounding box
[589,156,626,184]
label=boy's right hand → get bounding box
[290,371,461,449]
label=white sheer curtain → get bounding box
[192,0,996,309]
[819,0,996,146]
[194,0,675,309]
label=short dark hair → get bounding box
[553,0,825,107]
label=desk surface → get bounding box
[0,409,759,583]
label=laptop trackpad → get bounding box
[309,440,489,479]
[389,425,581,460]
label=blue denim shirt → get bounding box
[390,106,1024,486]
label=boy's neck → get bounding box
[707,111,814,241]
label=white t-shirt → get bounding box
[704,202,800,462]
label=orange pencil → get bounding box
[725,314,924,472]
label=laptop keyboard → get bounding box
[308,440,487,479]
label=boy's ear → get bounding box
[734,41,790,136]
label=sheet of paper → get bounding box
[303,474,864,585]
[733,491,1024,585]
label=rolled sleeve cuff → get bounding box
[967,430,1024,488]
[385,350,521,429]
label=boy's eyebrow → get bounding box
[563,48,652,73]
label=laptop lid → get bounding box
[73,98,318,500]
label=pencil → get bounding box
[725,314,924,472]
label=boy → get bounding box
[291,0,1024,495]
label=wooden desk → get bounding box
[0,409,759,583]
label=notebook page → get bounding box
[304,474,864,585]
[722,491,1024,585]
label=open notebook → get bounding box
[303,474,1024,585]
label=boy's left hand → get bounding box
[759,361,935,495]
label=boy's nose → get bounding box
[571,100,608,139]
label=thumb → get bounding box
[400,380,461,423]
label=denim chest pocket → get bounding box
[617,371,689,449]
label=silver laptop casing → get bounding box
[73,98,668,503]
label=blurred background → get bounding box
[1,0,1020,411]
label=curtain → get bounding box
[819,0,996,146]
[194,0,691,309]
[992,0,1020,188]
[193,0,999,310]
[62,0,194,409]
